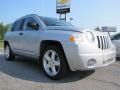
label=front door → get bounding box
[19,17,41,57]
[112,34,120,56]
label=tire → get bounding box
[4,44,15,61]
[41,45,68,80]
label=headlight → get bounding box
[86,31,95,43]
[69,33,84,42]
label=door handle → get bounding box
[19,33,23,35]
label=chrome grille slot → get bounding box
[97,35,110,50]
[97,36,100,48]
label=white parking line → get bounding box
[0,53,3,54]
[0,52,3,54]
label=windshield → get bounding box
[39,16,74,27]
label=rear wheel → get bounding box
[4,44,15,61]
[41,45,68,80]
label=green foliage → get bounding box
[95,26,101,31]
[0,40,3,48]
[0,22,9,40]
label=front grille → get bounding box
[97,35,110,50]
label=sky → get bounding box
[0,0,120,30]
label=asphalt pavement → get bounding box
[0,50,120,90]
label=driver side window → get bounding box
[25,17,39,30]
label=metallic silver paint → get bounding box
[4,14,116,71]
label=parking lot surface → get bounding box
[0,50,120,90]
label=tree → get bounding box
[95,26,101,31]
[0,22,9,40]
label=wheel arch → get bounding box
[39,40,70,70]
[4,41,9,48]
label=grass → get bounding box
[0,40,3,48]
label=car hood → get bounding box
[45,26,82,32]
[45,26,102,34]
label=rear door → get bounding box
[9,19,25,54]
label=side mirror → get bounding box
[27,22,39,30]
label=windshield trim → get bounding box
[39,16,74,27]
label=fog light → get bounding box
[87,59,96,66]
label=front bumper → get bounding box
[62,42,116,71]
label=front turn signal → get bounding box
[69,34,84,42]
[69,36,75,42]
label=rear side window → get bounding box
[12,19,24,31]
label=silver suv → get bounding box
[4,14,116,80]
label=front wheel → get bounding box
[41,45,68,80]
[4,44,15,61]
